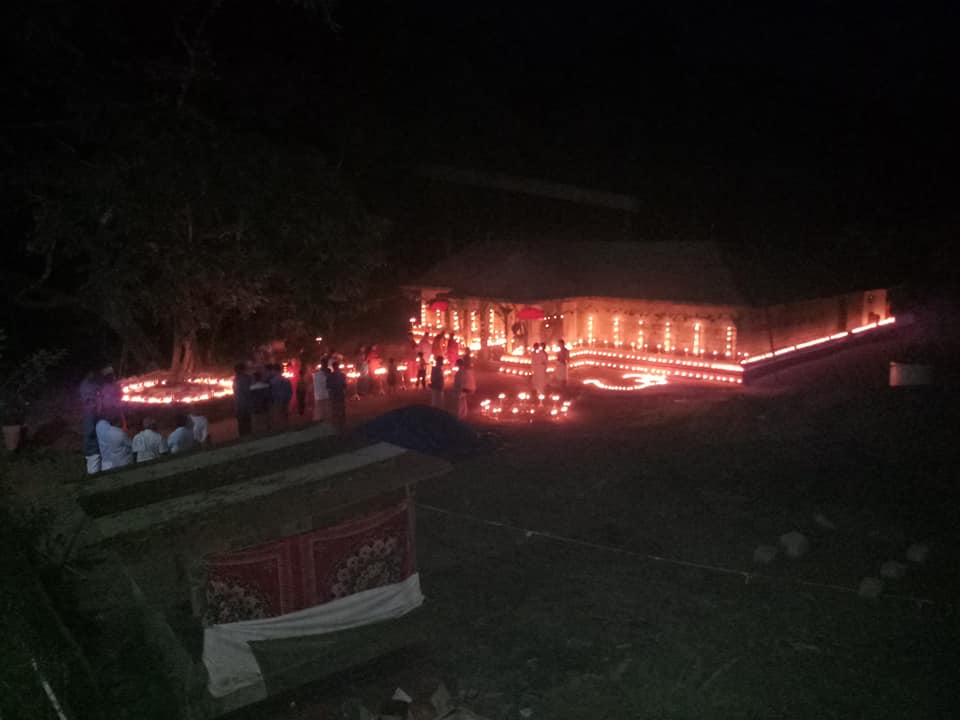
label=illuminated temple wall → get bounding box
[417,288,517,351]
[736,289,888,355]
[563,297,740,356]
[416,290,740,356]
[415,287,889,360]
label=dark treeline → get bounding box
[2,0,389,375]
[3,1,957,371]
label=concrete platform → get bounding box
[72,429,453,717]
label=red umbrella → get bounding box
[517,306,545,320]
[428,298,449,312]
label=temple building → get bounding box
[409,239,889,360]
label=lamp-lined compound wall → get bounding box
[737,289,887,355]
[410,289,889,361]
[565,298,741,358]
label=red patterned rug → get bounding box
[204,500,414,624]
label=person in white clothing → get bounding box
[313,357,331,422]
[452,358,468,418]
[167,413,196,454]
[131,417,167,462]
[188,412,209,445]
[418,332,433,363]
[96,416,133,470]
[80,371,102,474]
[556,338,570,387]
[531,343,548,395]
[461,355,477,415]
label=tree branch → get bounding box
[174,0,223,110]
[9,288,81,310]
[0,120,70,130]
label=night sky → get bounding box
[3,0,958,360]
[147,0,959,228]
[7,0,958,242]
[338,2,957,228]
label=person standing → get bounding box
[368,344,384,395]
[386,357,398,395]
[80,370,100,412]
[556,338,570,388]
[531,343,547,396]
[452,358,468,418]
[327,360,347,434]
[406,333,420,387]
[295,360,309,417]
[355,345,369,398]
[446,334,460,367]
[268,364,293,430]
[313,357,331,422]
[96,415,132,471]
[233,363,253,437]
[430,355,445,408]
[415,352,427,389]
[80,370,102,474]
[462,353,477,406]
[250,370,271,433]
[432,332,446,362]
[99,365,124,428]
[418,332,433,366]
[131,417,167,462]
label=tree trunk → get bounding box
[205,315,222,366]
[170,322,183,377]
[122,331,160,372]
[170,330,198,380]
[118,340,128,379]
[97,299,160,372]
[181,333,197,377]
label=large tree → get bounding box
[3,0,385,375]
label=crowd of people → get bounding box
[232,358,346,437]
[298,331,480,428]
[80,364,210,474]
[80,329,572,474]
[231,331,570,439]
[529,338,570,395]
[411,331,476,418]
[231,363,296,436]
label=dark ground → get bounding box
[224,328,960,719]
[5,324,960,719]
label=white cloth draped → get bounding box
[203,573,424,699]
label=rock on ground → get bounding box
[880,560,907,580]
[812,512,837,530]
[906,543,930,564]
[858,577,884,598]
[753,545,778,565]
[778,531,810,559]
